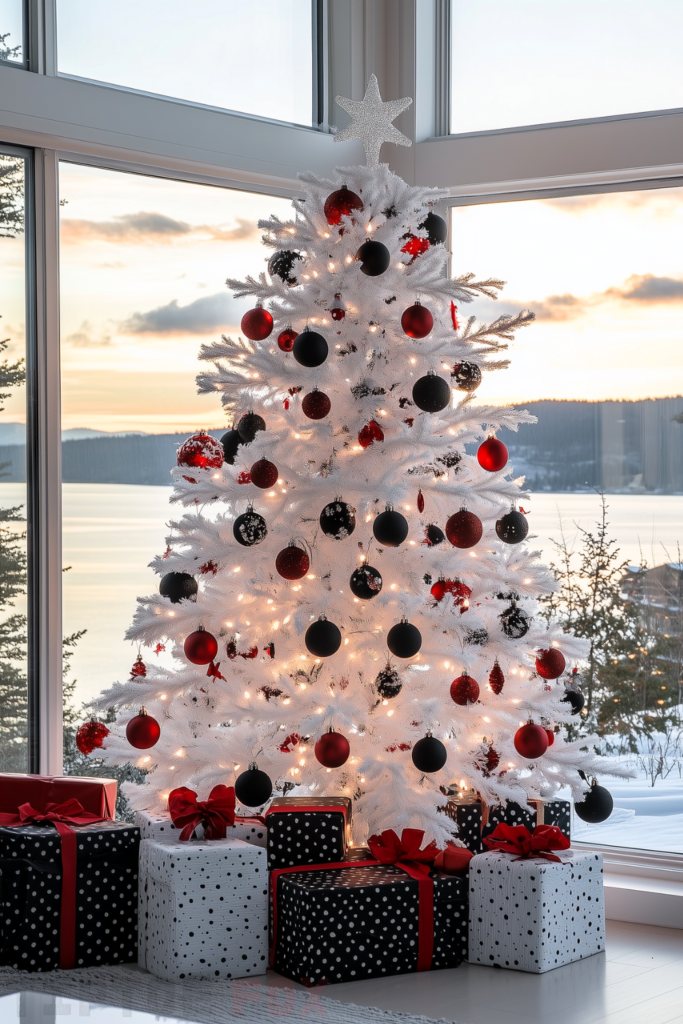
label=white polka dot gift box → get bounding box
[138,837,268,983]
[135,784,267,849]
[265,795,351,870]
[468,823,605,974]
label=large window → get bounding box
[452,186,683,853]
[450,0,683,135]
[56,0,314,126]
[0,0,24,65]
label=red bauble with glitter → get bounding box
[445,509,483,548]
[126,709,161,749]
[450,673,480,705]
[276,545,310,580]
[177,432,224,471]
[130,654,146,679]
[184,628,219,665]
[278,327,298,352]
[401,302,434,339]
[546,729,555,747]
[250,459,278,489]
[358,419,384,448]
[514,723,549,760]
[324,186,363,226]
[315,729,350,768]
[302,390,331,420]
[489,662,505,694]
[477,437,508,472]
[241,306,273,341]
[536,648,566,679]
[75,720,110,755]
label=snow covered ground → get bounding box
[572,767,683,853]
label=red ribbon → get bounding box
[483,822,571,862]
[0,798,105,969]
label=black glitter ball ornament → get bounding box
[293,328,328,368]
[233,507,268,546]
[234,763,273,807]
[237,412,266,444]
[305,617,342,657]
[375,664,402,699]
[418,211,448,245]
[356,239,391,277]
[373,506,409,547]
[412,373,451,413]
[424,523,445,546]
[268,249,302,285]
[500,603,530,639]
[220,428,242,465]
[320,499,356,539]
[562,689,585,715]
[412,734,448,773]
[387,619,422,659]
[496,509,529,545]
[451,362,482,392]
[159,572,198,604]
[574,780,613,824]
[349,564,383,599]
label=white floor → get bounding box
[260,920,683,1024]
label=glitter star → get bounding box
[334,74,412,166]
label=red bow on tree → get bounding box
[368,828,438,874]
[483,822,570,862]
[168,784,237,841]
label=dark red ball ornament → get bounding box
[250,459,278,489]
[477,437,508,472]
[184,628,219,665]
[278,327,298,352]
[177,432,224,471]
[302,389,331,420]
[358,419,384,448]
[315,728,350,768]
[445,509,483,548]
[488,662,505,694]
[450,673,480,705]
[536,648,566,679]
[241,305,273,341]
[75,720,110,755]
[126,708,161,750]
[401,302,434,339]
[324,186,363,226]
[276,545,310,580]
[514,722,549,760]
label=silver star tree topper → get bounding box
[334,74,412,166]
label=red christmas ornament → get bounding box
[417,489,425,513]
[477,437,509,472]
[126,708,161,749]
[546,729,555,747]
[401,302,434,339]
[75,720,109,755]
[250,459,279,489]
[314,729,350,768]
[329,294,346,321]
[358,419,384,448]
[130,655,146,679]
[514,722,549,760]
[278,327,298,352]
[184,628,219,665]
[275,545,310,580]
[450,673,480,705]
[401,234,430,262]
[445,509,483,548]
[489,662,505,694]
[241,305,273,341]
[324,186,363,226]
[177,432,224,471]
[536,648,566,679]
[302,390,331,420]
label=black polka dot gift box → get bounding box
[265,796,352,870]
[0,818,139,972]
[138,837,268,982]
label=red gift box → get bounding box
[0,773,117,819]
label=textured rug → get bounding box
[0,964,455,1024]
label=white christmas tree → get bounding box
[92,78,626,845]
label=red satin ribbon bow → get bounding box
[483,822,570,862]
[168,784,237,841]
[367,828,438,874]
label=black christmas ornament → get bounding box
[451,362,482,392]
[237,412,266,444]
[293,328,328,368]
[574,779,613,824]
[500,602,530,639]
[375,664,402,699]
[412,373,451,413]
[562,689,585,715]
[349,564,383,600]
[268,249,302,285]
[412,733,448,773]
[418,211,448,246]
[496,509,529,545]
[373,506,409,547]
[387,619,422,659]
[220,428,242,465]
[305,617,342,658]
[233,507,268,547]
[356,239,391,277]
[424,523,445,546]
[234,763,273,807]
[320,499,356,540]
[159,572,198,604]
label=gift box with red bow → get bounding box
[0,800,138,972]
[265,796,352,870]
[468,823,605,973]
[135,785,267,849]
[270,828,469,985]
[442,791,571,853]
